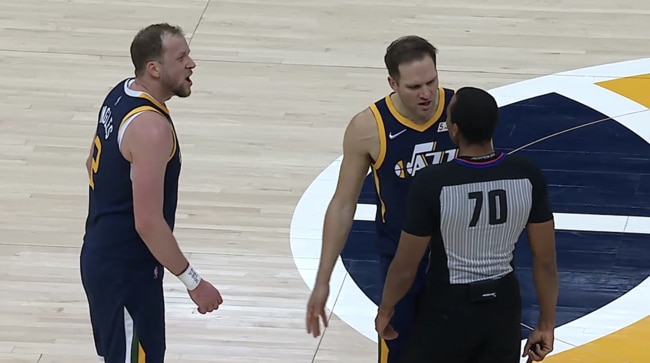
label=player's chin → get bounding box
[175,86,192,98]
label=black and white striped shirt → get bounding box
[403,152,553,285]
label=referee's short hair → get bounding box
[449,87,499,144]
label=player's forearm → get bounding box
[532,258,559,330]
[314,202,356,287]
[136,218,189,276]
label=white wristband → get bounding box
[178,264,202,291]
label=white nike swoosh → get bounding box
[389,129,406,139]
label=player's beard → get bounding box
[162,73,191,98]
[172,78,191,98]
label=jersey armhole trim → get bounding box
[117,106,176,161]
[369,104,387,169]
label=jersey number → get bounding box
[89,135,102,189]
[468,189,508,227]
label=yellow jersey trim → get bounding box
[369,104,388,223]
[136,93,170,116]
[385,87,446,131]
[118,106,177,161]
[369,104,387,169]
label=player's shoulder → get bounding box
[346,106,377,136]
[131,110,171,132]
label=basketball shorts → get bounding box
[378,254,428,363]
[80,243,166,363]
[399,272,522,363]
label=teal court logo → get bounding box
[290,58,650,361]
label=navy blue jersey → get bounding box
[369,88,457,256]
[83,78,181,262]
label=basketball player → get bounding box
[375,87,559,363]
[80,23,223,363]
[306,35,457,363]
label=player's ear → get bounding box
[387,76,399,92]
[146,60,162,79]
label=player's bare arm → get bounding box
[120,111,190,276]
[121,111,224,314]
[306,108,379,337]
[526,219,558,331]
[315,108,379,287]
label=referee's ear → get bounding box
[447,120,460,146]
[446,95,460,145]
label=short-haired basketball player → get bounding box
[306,35,458,363]
[80,23,223,363]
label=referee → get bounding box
[374,87,559,363]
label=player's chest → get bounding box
[382,123,458,179]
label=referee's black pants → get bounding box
[399,272,521,363]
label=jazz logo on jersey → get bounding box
[394,141,458,178]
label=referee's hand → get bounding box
[375,306,398,340]
[523,328,554,362]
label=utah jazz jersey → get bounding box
[370,88,457,256]
[83,78,181,262]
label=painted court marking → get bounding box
[290,58,650,361]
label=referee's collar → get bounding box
[454,152,506,168]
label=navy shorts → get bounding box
[80,243,166,363]
[378,254,428,363]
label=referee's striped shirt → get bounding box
[403,152,553,285]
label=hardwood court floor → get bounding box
[1,0,649,362]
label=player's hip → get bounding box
[80,242,162,285]
[82,230,157,260]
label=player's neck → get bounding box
[458,141,495,158]
[131,77,172,104]
[391,93,437,124]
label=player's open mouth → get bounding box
[186,76,192,84]
[419,100,431,107]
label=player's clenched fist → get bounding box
[188,279,223,314]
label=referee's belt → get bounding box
[448,272,517,303]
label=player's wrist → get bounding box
[177,263,202,291]
[314,274,331,288]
